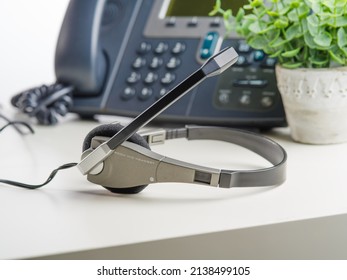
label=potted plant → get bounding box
[210,0,347,144]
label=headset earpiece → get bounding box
[82,123,151,194]
[82,123,150,152]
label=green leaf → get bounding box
[235,8,245,21]
[307,14,319,36]
[248,35,269,49]
[309,1,323,14]
[321,0,337,12]
[281,47,302,58]
[223,9,232,21]
[250,0,263,7]
[329,49,346,64]
[296,4,311,19]
[309,56,329,67]
[337,27,347,48]
[322,0,347,11]
[304,31,319,49]
[335,16,347,27]
[340,46,347,57]
[275,1,291,15]
[249,21,267,34]
[258,25,276,34]
[274,18,289,28]
[223,18,233,33]
[268,49,283,58]
[208,0,221,16]
[281,62,304,68]
[267,10,279,17]
[287,9,299,22]
[269,37,288,48]
[267,29,281,42]
[313,31,332,48]
[290,1,300,8]
[285,23,301,40]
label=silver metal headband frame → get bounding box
[84,126,286,189]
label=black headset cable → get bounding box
[0,162,77,189]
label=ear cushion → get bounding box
[82,123,150,152]
[82,123,150,194]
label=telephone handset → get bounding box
[55,0,108,94]
[12,0,286,127]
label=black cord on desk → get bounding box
[0,113,35,134]
[0,162,78,189]
[0,121,35,134]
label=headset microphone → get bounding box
[78,46,239,176]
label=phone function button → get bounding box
[166,17,176,27]
[132,57,146,69]
[149,57,163,69]
[157,88,167,99]
[261,96,274,108]
[138,88,153,101]
[233,79,268,88]
[261,57,277,68]
[200,31,219,60]
[233,79,250,87]
[144,72,158,84]
[137,42,151,54]
[218,91,230,104]
[166,57,181,69]
[238,41,251,53]
[253,50,265,61]
[154,42,168,54]
[235,55,250,67]
[127,72,141,84]
[121,87,136,100]
[249,79,268,88]
[210,17,221,27]
[171,42,186,55]
[161,73,176,85]
[187,17,198,27]
[239,94,251,106]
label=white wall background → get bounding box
[0,0,69,108]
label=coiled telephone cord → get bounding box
[11,83,74,125]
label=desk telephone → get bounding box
[13,0,286,127]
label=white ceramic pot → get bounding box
[276,65,347,144]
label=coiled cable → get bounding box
[11,83,74,125]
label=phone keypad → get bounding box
[123,41,186,101]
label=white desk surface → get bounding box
[0,112,347,259]
[1,1,347,260]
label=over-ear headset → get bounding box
[0,47,287,192]
[78,47,287,193]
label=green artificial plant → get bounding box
[210,0,347,68]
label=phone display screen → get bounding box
[165,0,248,17]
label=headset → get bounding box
[1,47,287,192]
[78,47,287,194]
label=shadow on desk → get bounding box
[33,213,347,260]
